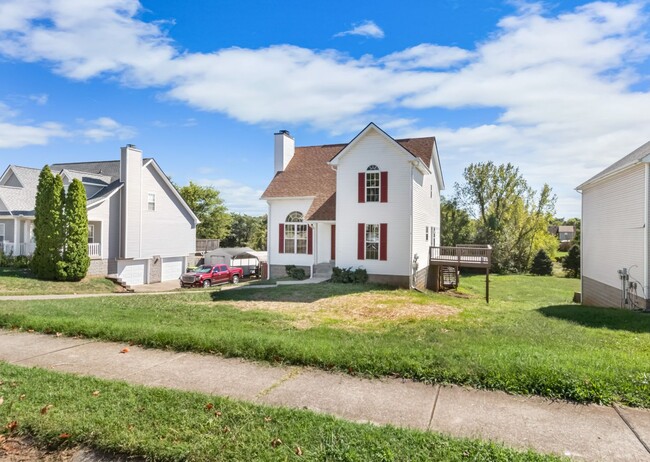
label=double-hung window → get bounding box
[282,211,309,254]
[147,193,156,211]
[358,165,387,203]
[365,224,379,260]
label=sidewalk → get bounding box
[2,330,649,461]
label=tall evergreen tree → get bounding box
[58,178,90,281]
[31,166,64,280]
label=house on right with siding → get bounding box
[577,140,650,309]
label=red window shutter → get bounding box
[380,223,387,261]
[357,223,365,260]
[380,171,388,203]
[358,172,365,203]
[331,225,336,261]
[278,223,284,253]
[307,225,313,255]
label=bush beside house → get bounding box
[32,167,90,281]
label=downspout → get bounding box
[409,164,414,289]
[640,162,650,309]
[578,188,583,304]
[266,201,271,280]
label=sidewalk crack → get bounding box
[14,341,94,363]
[254,367,301,400]
[427,384,441,431]
[121,353,188,379]
[614,404,650,455]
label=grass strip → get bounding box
[1,275,648,407]
[0,362,561,461]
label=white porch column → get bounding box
[13,217,19,255]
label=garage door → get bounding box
[117,260,146,286]
[162,257,184,282]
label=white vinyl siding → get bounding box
[140,163,196,258]
[412,158,440,267]
[335,129,412,276]
[582,164,645,293]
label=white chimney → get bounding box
[120,144,143,259]
[274,130,295,173]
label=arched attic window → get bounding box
[358,165,387,203]
[285,211,304,222]
[279,211,312,255]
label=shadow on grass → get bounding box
[0,268,35,279]
[539,304,650,333]
[209,282,394,304]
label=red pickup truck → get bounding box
[180,264,244,288]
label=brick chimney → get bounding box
[274,130,295,173]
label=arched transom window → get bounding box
[285,211,304,222]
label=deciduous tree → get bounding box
[456,162,556,273]
[177,181,232,239]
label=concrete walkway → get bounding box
[2,331,649,461]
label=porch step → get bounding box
[313,262,333,279]
[106,275,134,293]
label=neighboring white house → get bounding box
[0,145,199,286]
[261,122,444,289]
[576,140,650,309]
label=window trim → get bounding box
[88,224,95,244]
[0,223,5,244]
[147,192,156,211]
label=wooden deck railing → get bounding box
[429,245,492,267]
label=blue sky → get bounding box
[1,0,649,217]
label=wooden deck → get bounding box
[429,245,492,269]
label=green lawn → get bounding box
[0,363,559,461]
[0,268,120,295]
[0,274,649,407]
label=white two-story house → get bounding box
[0,145,199,286]
[262,123,444,289]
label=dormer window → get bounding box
[358,165,387,203]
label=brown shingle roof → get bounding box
[261,137,434,221]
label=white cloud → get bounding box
[197,178,266,215]
[79,117,136,142]
[381,44,475,69]
[0,121,68,148]
[0,1,649,215]
[334,20,385,39]
[28,93,48,105]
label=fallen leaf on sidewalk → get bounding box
[40,404,53,415]
[55,332,62,337]
[120,348,129,354]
